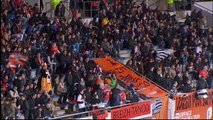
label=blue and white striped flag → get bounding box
[155,49,175,61]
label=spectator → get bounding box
[103,83,111,107]
[3,98,16,119]
[55,2,65,17]
[77,87,86,117]
[180,79,192,93]
[56,76,68,104]
[39,63,52,93]
[20,94,30,119]
[196,77,208,91]
[111,84,121,106]
[96,83,105,103]
[1,98,5,119]
[33,105,43,119]
[66,69,74,100]
[199,65,209,80]
[91,93,101,105]
[0,0,212,119]
[85,87,92,105]
[110,73,117,89]
[47,52,57,74]
[7,86,19,98]
[28,93,37,119]
[41,104,52,118]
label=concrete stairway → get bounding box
[52,95,66,117]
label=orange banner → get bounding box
[93,56,168,98]
[111,101,151,119]
[174,90,213,119]
[150,96,169,119]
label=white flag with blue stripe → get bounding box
[156,49,175,61]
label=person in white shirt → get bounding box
[8,86,19,98]
[196,44,202,54]
[77,87,86,118]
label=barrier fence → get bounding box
[50,90,212,119]
[44,0,100,19]
[174,90,213,119]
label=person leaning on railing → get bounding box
[196,77,209,98]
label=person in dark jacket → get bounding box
[66,70,73,99]
[40,0,44,13]
[33,105,43,119]
[85,87,92,105]
[111,85,121,106]
[146,67,154,81]
[181,79,192,93]
[72,66,82,83]
[96,85,105,103]
[20,94,30,119]
[28,94,37,119]
[39,91,51,105]
[55,2,65,17]
[196,77,208,91]
[41,104,52,118]
[91,94,101,105]
[58,50,68,73]
[35,91,50,106]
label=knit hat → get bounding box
[105,78,111,85]
[96,79,104,85]
[130,84,134,88]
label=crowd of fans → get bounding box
[1,0,212,119]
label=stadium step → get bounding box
[117,57,131,65]
[56,110,66,116]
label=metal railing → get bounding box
[173,0,212,11]
[50,95,169,119]
[194,2,213,14]
[50,100,147,119]
[82,1,100,18]
[111,57,171,95]
[44,0,100,19]
[148,0,161,9]
[44,0,70,19]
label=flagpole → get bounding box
[16,65,23,74]
[12,65,24,81]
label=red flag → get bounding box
[7,53,29,67]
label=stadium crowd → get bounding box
[1,0,212,119]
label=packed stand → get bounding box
[122,8,213,95]
[1,0,212,119]
[0,0,143,119]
